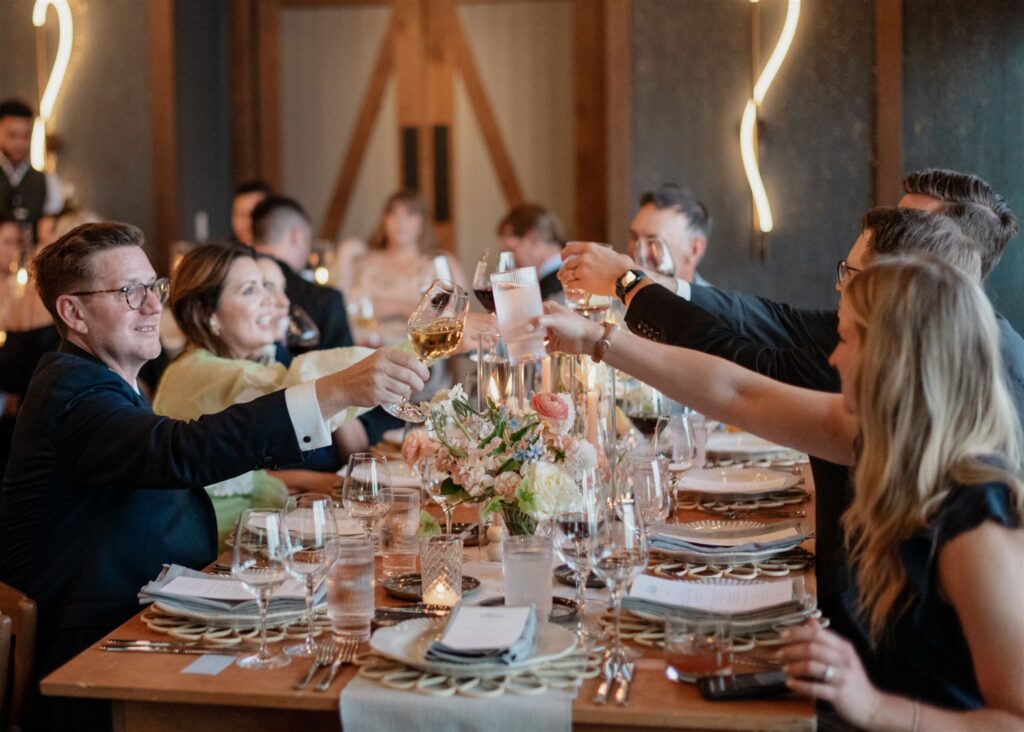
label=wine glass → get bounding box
[631,456,671,530]
[633,234,676,276]
[286,304,321,354]
[232,509,293,669]
[590,495,648,663]
[553,470,601,644]
[418,457,455,536]
[342,453,394,551]
[472,250,516,313]
[622,381,668,444]
[655,414,698,519]
[382,279,470,423]
[282,494,339,657]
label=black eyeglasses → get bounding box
[71,277,171,310]
[835,259,862,287]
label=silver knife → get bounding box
[101,644,248,655]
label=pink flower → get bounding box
[401,431,435,468]
[532,392,569,422]
[494,471,521,498]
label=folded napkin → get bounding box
[622,575,801,622]
[139,564,323,616]
[425,605,537,665]
[649,522,804,555]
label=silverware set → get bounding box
[593,652,635,706]
[295,637,360,692]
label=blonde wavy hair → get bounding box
[841,253,1024,645]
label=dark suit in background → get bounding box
[276,259,402,445]
[539,269,564,301]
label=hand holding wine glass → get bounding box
[633,234,676,277]
[472,250,516,314]
[383,279,470,423]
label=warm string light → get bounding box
[740,0,800,234]
[313,266,330,285]
[30,0,73,171]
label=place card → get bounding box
[439,606,532,651]
[160,575,309,602]
[628,575,794,614]
[181,654,237,676]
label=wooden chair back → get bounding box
[0,582,36,731]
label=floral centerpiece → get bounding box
[402,385,597,535]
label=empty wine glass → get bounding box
[553,470,601,644]
[590,495,648,662]
[633,234,676,276]
[382,279,470,423]
[631,456,671,529]
[286,304,321,353]
[232,509,292,669]
[655,414,698,518]
[342,453,394,551]
[418,458,455,536]
[283,494,339,657]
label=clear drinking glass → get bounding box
[490,267,547,365]
[418,458,455,536]
[655,414,698,516]
[633,234,677,276]
[664,617,733,682]
[553,470,601,643]
[326,535,375,641]
[380,487,420,578]
[503,534,553,622]
[631,456,671,529]
[342,453,393,551]
[283,494,339,657]
[232,509,292,669]
[286,304,321,354]
[589,496,648,661]
[383,279,470,422]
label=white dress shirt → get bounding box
[0,153,64,216]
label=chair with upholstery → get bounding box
[0,582,36,732]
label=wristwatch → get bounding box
[615,269,647,302]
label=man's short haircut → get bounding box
[902,168,1019,276]
[234,179,271,198]
[639,183,712,239]
[251,195,311,245]
[498,204,565,247]
[31,222,145,336]
[0,99,34,121]
[0,214,18,227]
[862,206,981,282]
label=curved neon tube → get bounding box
[30,0,73,171]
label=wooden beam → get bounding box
[451,10,524,208]
[573,0,608,242]
[604,0,631,248]
[427,0,456,251]
[874,0,903,206]
[230,0,260,183]
[395,0,427,196]
[147,0,177,274]
[319,12,399,240]
[256,0,283,190]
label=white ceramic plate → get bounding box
[705,432,790,456]
[370,617,577,678]
[340,459,422,489]
[676,467,799,495]
[150,599,323,629]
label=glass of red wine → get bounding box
[472,250,516,313]
[623,380,668,443]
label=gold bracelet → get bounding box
[592,321,617,363]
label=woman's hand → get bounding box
[777,620,886,728]
[531,301,605,356]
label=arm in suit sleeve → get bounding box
[690,284,839,351]
[54,381,306,490]
[625,283,841,392]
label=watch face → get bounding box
[620,271,637,288]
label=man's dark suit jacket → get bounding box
[539,269,564,301]
[625,282,1024,655]
[275,259,399,445]
[0,342,307,680]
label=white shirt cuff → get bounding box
[284,381,332,451]
[674,278,692,300]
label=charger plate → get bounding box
[648,519,806,564]
[370,617,577,678]
[151,600,324,629]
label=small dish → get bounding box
[553,564,606,589]
[381,573,481,601]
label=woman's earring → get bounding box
[209,319,221,337]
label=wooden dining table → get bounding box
[41,465,818,732]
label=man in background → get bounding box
[0,99,63,240]
[497,203,566,301]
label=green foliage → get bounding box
[417,511,441,539]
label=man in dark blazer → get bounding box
[559,192,1023,659]
[497,203,566,301]
[251,194,401,450]
[0,222,429,727]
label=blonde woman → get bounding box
[536,254,1024,729]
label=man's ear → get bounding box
[55,295,89,335]
[689,235,707,265]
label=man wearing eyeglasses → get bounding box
[0,222,429,729]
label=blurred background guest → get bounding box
[0,99,63,242]
[497,203,566,301]
[230,179,270,246]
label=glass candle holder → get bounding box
[419,535,464,607]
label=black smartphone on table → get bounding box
[697,670,790,701]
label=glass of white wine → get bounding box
[383,279,470,423]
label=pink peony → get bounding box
[532,391,569,423]
[401,430,435,468]
[494,471,521,498]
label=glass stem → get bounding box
[258,588,271,661]
[611,583,623,650]
[576,568,588,638]
[444,506,453,536]
[305,578,316,652]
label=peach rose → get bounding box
[531,392,569,423]
[494,471,522,498]
[401,430,436,468]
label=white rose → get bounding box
[526,462,582,520]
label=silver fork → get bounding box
[593,653,618,705]
[612,659,635,706]
[314,637,360,692]
[294,641,339,691]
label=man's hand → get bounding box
[317,348,430,414]
[530,301,604,356]
[559,241,634,297]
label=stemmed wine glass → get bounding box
[342,453,394,551]
[589,495,648,663]
[282,494,339,657]
[417,457,456,536]
[631,456,672,530]
[382,279,470,423]
[622,381,668,444]
[654,414,698,519]
[553,470,602,644]
[633,234,676,276]
[472,250,516,314]
[232,509,293,670]
[286,304,321,354]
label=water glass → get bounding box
[503,534,553,622]
[326,535,375,641]
[664,618,733,681]
[232,509,292,670]
[553,471,601,642]
[490,267,546,365]
[590,497,648,660]
[342,452,393,549]
[420,535,464,607]
[380,487,420,578]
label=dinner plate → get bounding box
[705,432,791,457]
[151,600,321,629]
[676,467,799,495]
[339,459,422,488]
[478,596,580,624]
[370,617,577,677]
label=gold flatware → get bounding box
[294,641,339,691]
[314,637,360,692]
